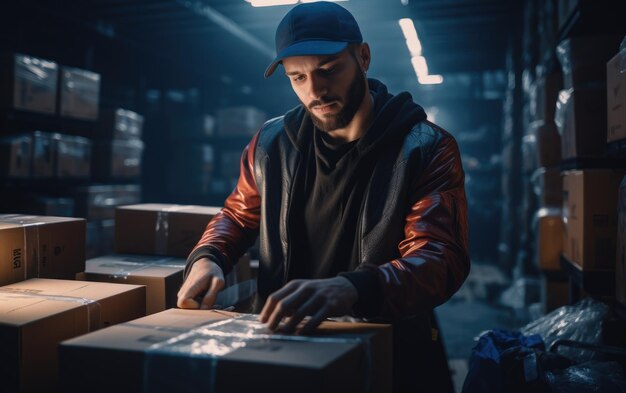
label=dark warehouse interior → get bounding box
[1,1,626,392]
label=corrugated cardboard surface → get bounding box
[82,254,185,315]
[0,278,146,392]
[60,309,391,393]
[0,215,86,286]
[562,169,625,270]
[115,204,220,257]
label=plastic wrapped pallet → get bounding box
[555,88,607,159]
[521,298,609,363]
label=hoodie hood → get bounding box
[282,78,427,154]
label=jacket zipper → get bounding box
[283,154,302,284]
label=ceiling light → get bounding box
[246,0,346,6]
[418,75,444,85]
[411,56,428,77]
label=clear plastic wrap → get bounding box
[554,88,572,136]
[547,360,626,393]
[143,314,369,393]
[521,298,609,362]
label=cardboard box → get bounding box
[530,72,563,122]
[616,175,626,306]
[607,52,626,142]
[530,120,561,167]
[59,309,391,393]
[52,133,91,178]
[562,169,625,270]
[92,139,144,179]
[96,108,144,140]
[31,131,55,178]
[0,53,58,114]
[59,66,100,120]
[217,106,266,137]
[115,204,221,257]
[532,167,562,207]
[556,36,623,89]
[0,214,86,286]
[541,275,569,312]
[0,278,145,392]
[535,208,564,270]
[0,134,31,178]
[80,254,186,315]
[555,88,607,159]
[74,184,141,220]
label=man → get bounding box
[178,2,469,392]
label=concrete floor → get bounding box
[435,262,529,392]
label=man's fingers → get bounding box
[200,276,225,310]
[282,295,323,333]
[266,287,309,331]
[298,305,329,335]
[177,280,206,309]
[260,280,301,323]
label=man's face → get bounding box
[282,48,367,133]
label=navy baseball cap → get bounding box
[264,1,363,78]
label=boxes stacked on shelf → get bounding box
[562,169,626,271]
[0,278,146,392]
[0,131,92,179]
[59,66,100,121]
[59,309,392,393]
[555,35,623,160]
[92,108,144,180]
[0,53,58,115]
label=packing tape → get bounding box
[95,257,185,278]
[154,205,200,255]
[0,287,102,331]
[143,314,372,393]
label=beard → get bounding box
[303,68,367,133]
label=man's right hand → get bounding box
[177,258,225,310]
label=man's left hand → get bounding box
[259,276,358,334]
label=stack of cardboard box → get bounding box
[0,213,147,391]
[556,36,626,307]
[607,38,626,307]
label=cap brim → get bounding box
[264,40,349,78]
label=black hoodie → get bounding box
[282,78,427,315]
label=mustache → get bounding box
[308,96,341,110]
